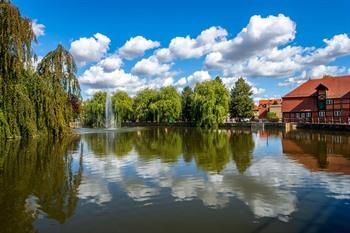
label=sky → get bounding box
[14,0,350,100]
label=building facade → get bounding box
[282,76,350,124]
[257,99,282,119]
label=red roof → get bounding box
[283,75,350,99]
[258,98,282,105]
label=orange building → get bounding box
[257,99,282,119]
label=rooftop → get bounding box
[283,75,350,99]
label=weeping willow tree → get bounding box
[0,1,81,138]
[37,44,81,118]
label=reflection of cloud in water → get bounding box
[318,174,350,199]
[78,176,112,204]
[135,159,171,179]
[77,140,350,221]
[122,180,160,202]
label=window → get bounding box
[306,112,311,118]
[319,111,325,117]
[296,113,300,118]
[334,110,342,116]
[301,113,305,118]
[326,99,333,105]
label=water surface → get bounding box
[1,127,350,233]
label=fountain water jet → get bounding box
[105,91,116,129]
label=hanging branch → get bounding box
[0,1,35,78]
[37,44,81,98]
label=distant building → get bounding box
[257,99,282,120]
[282,75,350,123]
[253,105,259,119]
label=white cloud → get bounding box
[79,61,144,96]
[131,56,171,77]
[297,34,350,65]
[118,36,160,60]
[154,48,173,62]
[80,54,175,96]
[175,70,212,89]
[213,14,296,62]
[32,20,45,37]
[75,14,350,99]
[70,33,111,66]
[98,55,123,72]
[278,65,348,87]
[156,26,227,62]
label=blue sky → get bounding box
[14,0,350,100]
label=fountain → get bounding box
[105,91,116,129]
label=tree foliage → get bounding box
[149,86,182,123]
[81,92,106,128]
[229,77,254,119]
[0,1,81,138]
[133,88,158,122]
[181,86,193,122]
[112,91,134,125]
[191,77,230,128]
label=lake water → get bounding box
[1,127,350,233]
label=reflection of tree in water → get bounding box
[83,132,136,157]
[230,130,254,174]
[134,128,183,163]
[0,136,82,233]
[182,129,230,173]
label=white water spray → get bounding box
[105,91,115,128]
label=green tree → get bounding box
[37,44,81,117]
[133,88,158,122]
[150,86,181,122]
[181,86,193,122]
[0,1,80,138]
[229,77,254,120]
[81,92,106,128]
[112,91,134,125]
[191,77,229,128]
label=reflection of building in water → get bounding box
[282,131,350,174]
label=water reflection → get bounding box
[1,128,350,232]
[0,137,82,233]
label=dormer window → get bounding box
[315,84,328,110]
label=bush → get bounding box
[266,112,279,122]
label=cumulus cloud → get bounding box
[79,58,144,96]
[156,26,227,62]
[32,20,45,37]
[76,14,350,98]
[118,36,160,60]
[278,65,348,87]
[70,33,111,66]
[131,56,172,77]
[98,55,123,72]
[201,14,350,86]
[175,70,212,89]
[297,34,350,65]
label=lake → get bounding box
[1,127,350,233]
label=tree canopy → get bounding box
[112,91,134,125]
[0,1,81,138]
[191,77,230,128]
[229,77,254,120]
